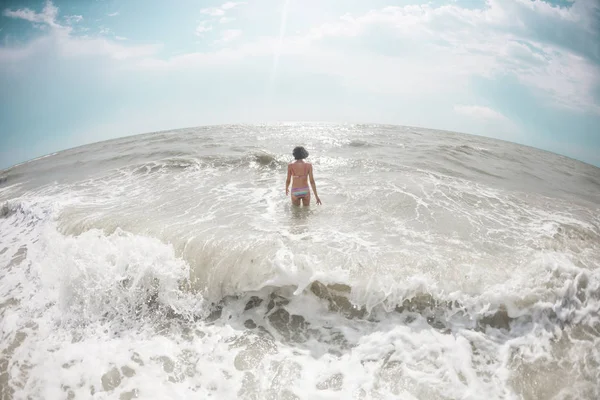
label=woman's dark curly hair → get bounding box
[292,146,309,160]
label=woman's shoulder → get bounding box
[288,161,311,167]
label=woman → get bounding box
[285,146,322,206]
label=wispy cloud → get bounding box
[282,1,600,114]
[2,0,598,117]
[201,2,246,17]
[195,22,212,36]
[0,1,160,63]
[3,0,61,29]
[196,1,244,41]
[222,2,244,11]
[216,29,242,43]
[219,17,235,24]
[454,105,508,121]
[64,15,83,24]
[107,11,119,17]
[453,104,521,141]
[126,0,599,112]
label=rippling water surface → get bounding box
[1,123,599,399]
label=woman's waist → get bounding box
[291,186,310,191]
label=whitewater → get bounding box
[0,123,599,400]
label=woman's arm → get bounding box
[285,164,291,195]
[309,164,322,204]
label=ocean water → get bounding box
[0,123,599,400]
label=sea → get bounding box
[1,123,599,400]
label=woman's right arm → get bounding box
[309,164,322,205]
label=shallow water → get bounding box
[1,123,599,399]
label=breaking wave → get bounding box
[2,124,599,399]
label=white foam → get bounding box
[1,125,599,399]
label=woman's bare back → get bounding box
[285,147,321,206]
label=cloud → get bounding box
[108,12,119,17]
[0,1,160,63]
[61,38,159,60]
[0,33,159,63]
[454,105,508,121]
[216,29,242,43]
[201,1,246,17]
[136,1,598,114]
[452,103,521,143]
[195,22,213,36]
[221,2,244,11]
[2,0,598,116]
[196,1,244,40]
[64,15,83,24]
[3,0,61,29]
[452,103,523,142]
[285,0,600,114]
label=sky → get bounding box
[0,0,599,169]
